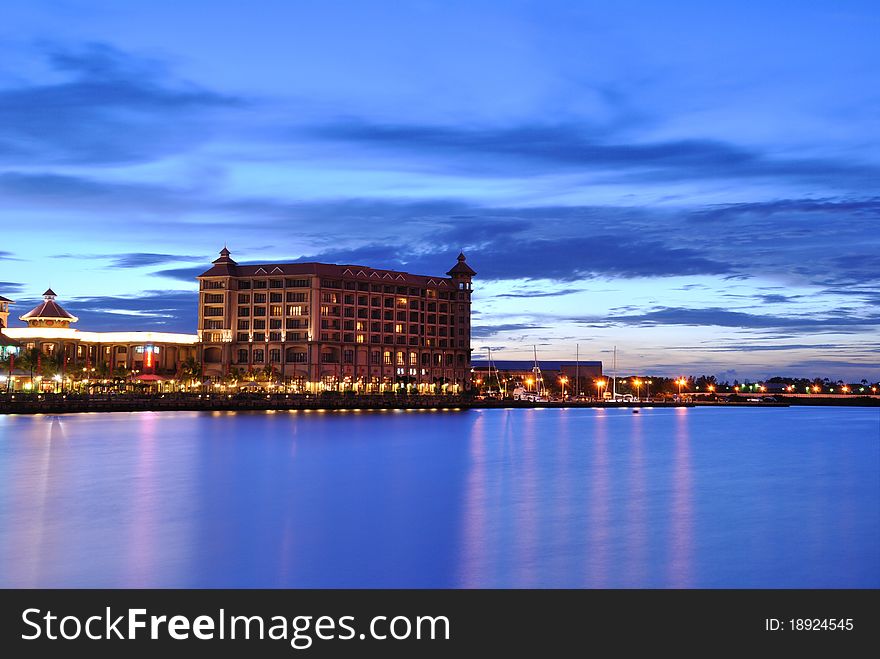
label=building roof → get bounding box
[0,331,20,348]
[198,248,467,287]
[19,289,79,323]
[0,295,12,302]
[446,252,476,277]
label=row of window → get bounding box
[229,292,308,304]
[237,278,310,290]
[203,278,465,301]
[227,305,467,327]
[236,319,307,331]
[234,348,467,366]
[232,334,466,348]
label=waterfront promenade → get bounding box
[0,392,875,414]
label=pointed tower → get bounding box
[196,247,240,375]
[19,289,79,328]
[446,252,476,390]
[446,252,476,289]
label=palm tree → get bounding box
[178,356,201,389]
[17,347,41,390]
[262,364,277,383]
[0,351,13,393]
[222,369,240,388]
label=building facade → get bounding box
[197,248,475,392]
[1,289,199,385]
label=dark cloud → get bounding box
[296,232,734,282]
[691,197,880,221]
[595,306,880,333]
[495,288,584,298]
[666,343,852,353]
[108,253,204,268]
[154,266,207,282]
[757,294,801,304]
[781,359,880,375]
[472,323,547,338]
[0,281,25,294]
[1,167,874,291]
[0,251,22,261]
[10,290,198,332]
[308,120,880,185]
[0,42,240,164]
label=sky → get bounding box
[0,0,877,382]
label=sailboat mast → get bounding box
[487,346,494,394]
[533,345,542,396]
[612,346,617,398]
[575,343,580,398]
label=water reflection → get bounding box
[0,408,877,587]
[624,410,647,586]
[586,410,611,587]
[668,408,694,587]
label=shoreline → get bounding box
[0,393,877,415]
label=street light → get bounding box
[595,379,606,400]
[647,380,652,400]
[525,377,534,391]
[677,378,685,397]
[559,376,568,399]
[633,378,641,401]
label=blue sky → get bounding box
[0,0,877,381]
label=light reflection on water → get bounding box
[0,407,877,588]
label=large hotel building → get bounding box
[197,248,476,392]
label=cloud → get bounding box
[495,288,585,298]
[780,359,880,375]
[307,120,880,185]
[691,197,880,222]
[756,294,801,304]
[0,251,22,261]
[154,266,206,282]
[2,167,875,292]
[18,290,199,332]
[0,42,240,165]
[594,306,880,333]
[108,252,205,268]
[0,281,25,294]
[295,231,734,282]
[471,323,547,338]
[666,342,855,353]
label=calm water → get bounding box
[0,407,877,588]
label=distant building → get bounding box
[1,289,198,384]
[472,359,603,393]
[196,248,475,392]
